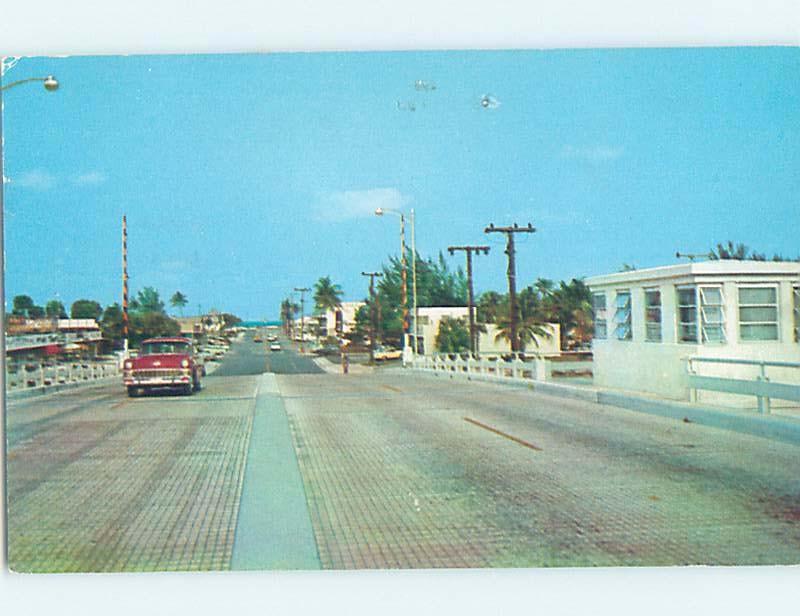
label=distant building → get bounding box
[5,318,101,360]
[586,261,800,403]
[314,301,365,338]
[176,312,225,337]
[415,306,561,357]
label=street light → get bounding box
[375,207,418,358]
[1,75,59,92]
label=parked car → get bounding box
[373,346,402,361]
[270,342,281,351]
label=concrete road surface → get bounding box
[5,335,800,571]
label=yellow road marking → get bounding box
[463,417,542,451]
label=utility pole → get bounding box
[448,245,490,355]
[294,287,310,353]
[484,223,535,354]
[361,272,383,365]
[122,216,129,353]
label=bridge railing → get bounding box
[5,360,120,392]
[685,356,800,414]
[410,353,592,384]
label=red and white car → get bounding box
[123,337,202,397]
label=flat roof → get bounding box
[586,260,800,287]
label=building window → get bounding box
[677,285,726,343]
[614,291,632,341]
[699,286,726,343]
[677,286,697,343]
[794,286,800,343]
[644,288,662,342]
[739,286,779,341]
[592,292,607,339]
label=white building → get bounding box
[586,261,800,403]
[415,306,561,357]
[313,301,365,338]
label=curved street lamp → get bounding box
[1,75,59,92]
[375,207,418,358]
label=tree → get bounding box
[71,299,103,320]
[170,291,188,316]
[219,313,242,329]
[99,303,124,346]
[28,305,45,319]
[493,304,551,352]
[134,287,165,314]
[129,312,181,347]
[313,276,344,339]
[280,299,299,336]
[374,251,467,344]
[709,241,798,262]
[435,316,470,353]
[710,241,752,260]
[45,300,67,318]
[11,295,35,317]
[476,291,504,324]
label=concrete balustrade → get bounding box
[5,360,120,395]
[410,353,584,385]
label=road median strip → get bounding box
[230,373,321,570]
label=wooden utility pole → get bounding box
[484,223,535,353]
[448,245,490,355]
[122,216,129,353]
[361,271,383,365]
[293,287,310,353]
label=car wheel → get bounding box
[127,386,139,397]
[183,384,193,395]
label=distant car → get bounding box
[373,346,402,361]
[253,337,262,343]
[270,342,281,351]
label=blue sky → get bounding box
[2,48,798,320]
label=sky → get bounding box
[2,48,798,320]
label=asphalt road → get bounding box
[209,332,322,377]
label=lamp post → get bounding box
[375,207,417,357]
[1,75,59,92]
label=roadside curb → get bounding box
[413,368,800,447]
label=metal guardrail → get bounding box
[5,361,120,391]
[686,356,800,414]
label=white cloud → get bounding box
[72,171,107,186]
[315,188,411,222]
[13,169,57,190]
[8,169,108,189]
[560,145,623,163]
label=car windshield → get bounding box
[141,341,190,355]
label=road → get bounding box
[208,332,322,376]
[5,334,800,571]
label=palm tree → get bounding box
[280,298,297,337]
[313,276,344,339]
[493,302,551,353]
[170,291,188,317]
